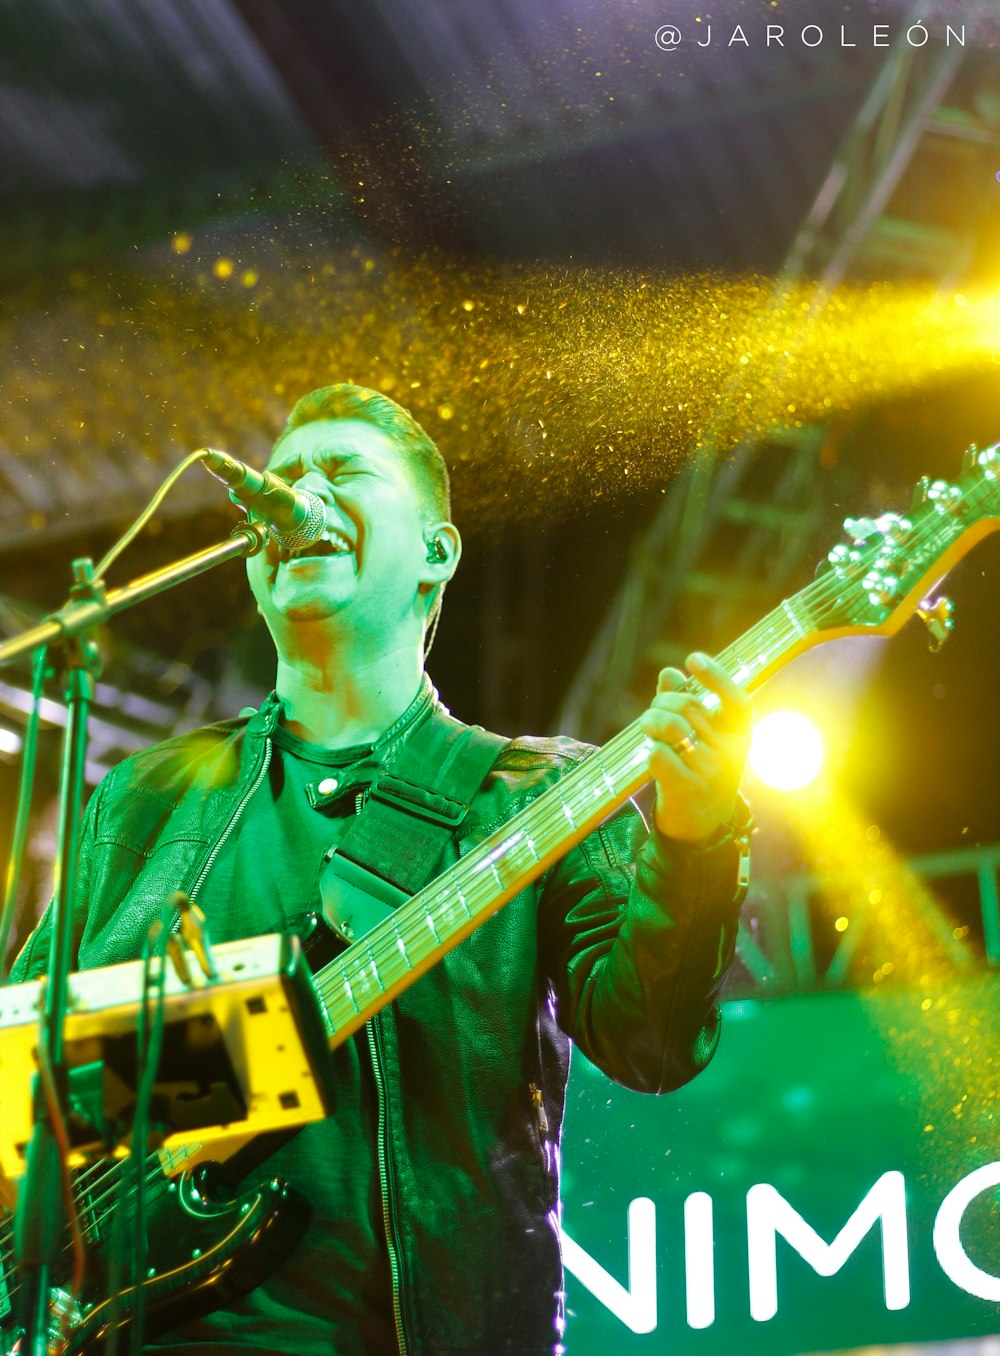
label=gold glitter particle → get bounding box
[3,245,999,532]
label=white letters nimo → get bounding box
[562,1161,1000,1331]
[746,1170,910,1321]
[561,1197,658,1334]
[932,1162,1000,1300]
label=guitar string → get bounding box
[1,474,990,1286]
[30,479,959,1265]
[0,1155,121,1267]
[0,1140,199,1279]
[0,1164,196,1306]
[0,1150,172,1282]
[311,483,993,1029]
[311,545,905,1020]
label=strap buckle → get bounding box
[371,773,468,827]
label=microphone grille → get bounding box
[269,491,328,551]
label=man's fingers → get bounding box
[645,655,751,844]
[686,652,752,734]
[655,666,688,694]
[647,735,720,782]
[656,655,751,728]
[642,700,716,748]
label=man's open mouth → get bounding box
[279,528,354,563]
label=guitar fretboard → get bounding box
[308,464,997,1044]
[308,597,812,1045]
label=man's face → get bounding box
[246,418,434,649]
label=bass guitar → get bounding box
[3,444,999,1353]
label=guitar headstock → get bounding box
[809,443,1000,644]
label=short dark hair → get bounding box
[274,384,451,521]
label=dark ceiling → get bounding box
[0,0,998,904]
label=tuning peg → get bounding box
[975,445,1000,480]
[843,516,878,544]
[874,513,911,542]
[826,542,864,575]
[862,569,899,606]
[916,596,955,652]
[928,480,963,513]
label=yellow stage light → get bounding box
[749,711,824,792]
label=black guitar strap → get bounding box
[318,705,509,943]
[218,706,508,1190]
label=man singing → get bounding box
[11,384,752,1355]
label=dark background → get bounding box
[0,0,998,970]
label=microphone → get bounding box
[200,448,327,550]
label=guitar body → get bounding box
[1,1163,308,1356]
[2,914,336,1355]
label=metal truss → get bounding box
[732,841,1000,996]
[0,595,230,783]
[557,16,991,743]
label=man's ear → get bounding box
[420,522,462,589]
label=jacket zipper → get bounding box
[178,736,274,921]
[528,1079,556,1183]
[367,1016,408,1356]
[528,1081,550,1139]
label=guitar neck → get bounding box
[312,716,649,1046]
[310,591,816,1049]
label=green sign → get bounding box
[562,976,1000,1353]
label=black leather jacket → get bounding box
[11,685,748,1355]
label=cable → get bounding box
[34,1035,85,1302]
[0,645,51,981]
[104,901,172,1356]
[93,450,211,581]
[4,448,225,973]
[129,903,172,1356]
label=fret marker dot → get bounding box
[318,777,339,795]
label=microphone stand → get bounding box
[0,521,267,667]
[2,521,268,1356]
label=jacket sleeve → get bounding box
[537,796,748,1094]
